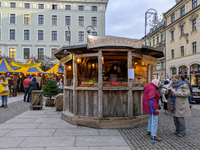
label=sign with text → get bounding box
[142,55,157,65]
[87,35,142,49]
[128,69,135,79]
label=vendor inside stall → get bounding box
[104,63,121,81]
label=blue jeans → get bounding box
[147,114,158,136]
[27,93,32,102]
[24,87,29,102]
[1,96,8,105]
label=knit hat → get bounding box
[28,75,32,79]
[151,79,159,87]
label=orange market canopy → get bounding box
[15,58,44,74]
[45,61,64,74]
[0,58,21,74]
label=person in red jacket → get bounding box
[23,76,32,102]
[143,79,162,141]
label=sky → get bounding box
[105,0,176,39]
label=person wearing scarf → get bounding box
[166,75,191,137]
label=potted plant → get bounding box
[42,78,59,106]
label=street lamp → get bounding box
[86,25,97,35]
[67,26,71,46]
[145,8,158,45]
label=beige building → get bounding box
[164,0,200,87]
[146,20,166,80]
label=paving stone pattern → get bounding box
[119,108,200,150]
[0,100,30,124]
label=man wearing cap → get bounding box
[23,76,32,102]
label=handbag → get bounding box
[3,85,9,92]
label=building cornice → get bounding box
[164,0,189,18]
[165,4,200,30]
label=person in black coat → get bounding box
[27,77,39,102]
[105,63,121,81]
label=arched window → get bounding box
[179,65,187,74]
[172,67,177,75]
[190,64,200,72]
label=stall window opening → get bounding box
[102,52,128,87]
[77,57,98,87]
[132,57,148,87]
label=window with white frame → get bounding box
[157,36,159,44]
[79,16,84,26]
[78,6,84,11]
[38,30,44,40]
[10,29,15,40]
[181,26,184,36]
[52,15,57,25]
[192,42,197,54]
[192,0,197,9]
[0,29,1,40]
[0,2,1,7]
[171,31,174,41]
[65,5,71,10]
[78,31,84,42]
[180,6,185,16]
[65,16,71,25]
[0,13,1,24]
[25,3,30,8]
[52,31,57,41]
[171,14,175,22]
[181,46,184,56]
[10,14,15,24]
[10,2,16,8]
[91,17,97,26]
[51,49,57,59]
[65,31,71,41]
[24,48,30,59]
[38,48,44,59]
[52,5,57,10]
[9,48,15,59]
[24,14,30,24]
[38,15,44,25]
[92,6,97,11]
[161,34,164,42]
[24,30,30,40]
[192,19,197,31]
[171,49,174,59]
[39,4,44,9]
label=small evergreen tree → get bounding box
[42,78,59,100]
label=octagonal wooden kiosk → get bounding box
[55,36,163,129]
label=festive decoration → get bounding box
[11,61,41,68]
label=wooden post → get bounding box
[63,63,67,111]
[128,51,133,117]
[73,54,77,115]
[98,50,103,118]
[148,64,151,83]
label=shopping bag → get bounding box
[0,84,5,93]
[3,85,9,92]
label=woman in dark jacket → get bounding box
[143,79,162,141]
[27,77,39,102]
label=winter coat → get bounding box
[28,77,39,94]
[183,80,192,94]
[142,82,160,115]
[160,84,169,103]
[0,79,9,96]
[166,83,191,117]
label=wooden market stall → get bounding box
[54,35,163,129]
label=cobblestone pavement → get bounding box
[119,108,200,150]
[0,100,30,124]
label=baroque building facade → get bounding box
[164,0,200,87]
[0,0,108,62]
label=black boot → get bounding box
[0,105,4,108]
